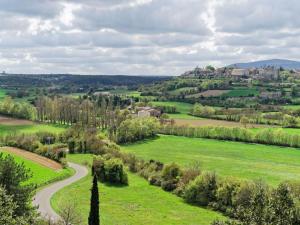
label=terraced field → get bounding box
[222,88,259,97]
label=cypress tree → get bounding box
[88,175,100,225]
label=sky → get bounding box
[0,0,299,75]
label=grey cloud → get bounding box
[73,0,210,35]
[0,0,299,75]
[214,0,300,34]
[0,0,63,18]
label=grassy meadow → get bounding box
[0,150,73,186]
[150,101,198,119]
[222,88,259,97]
[0,88,7,100]
[122,135,300,186]
[0,123,67,135]
[51,154,224,225]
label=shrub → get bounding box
[68,139,75,154]
[93,157,128,185]
[184,172,217,206]
[138,160,164,180]
[174,163,201,196]
[215,178,240,214]
[161,163,182,191]
[36,132,57,145]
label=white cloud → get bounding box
[0,0,299,75]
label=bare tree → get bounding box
[57,200,82,225]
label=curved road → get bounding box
[33,162,88,221]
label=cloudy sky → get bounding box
[0,0,299,75]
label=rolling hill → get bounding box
[229,59,300,69]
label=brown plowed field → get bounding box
[0,115,34,125]
[0,147,62,170]
[187,90,229,98]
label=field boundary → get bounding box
[0,115,35,125]
[0,147,62,170]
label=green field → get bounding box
[0,150,73,186]
[283,105,300,110]
[51,154,224,225]
[223,88,259,97]
[0,123,67,135]
[150,101,198,119]
[0,88,7,100]
[122,135,300,186]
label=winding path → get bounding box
[33,162,88,221]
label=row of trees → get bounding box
[160,125,300,148]
[0,96,36,120]
[36,96,126,129]
[0,133,67,164]
[191,103,216,117]
[81,139,300,225]
[116,117,160,143]
[190,103,299,127]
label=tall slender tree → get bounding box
[88,175,100,225]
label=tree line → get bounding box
[0,96,36,120]
[160,125,300,148]
[72,133,300,225]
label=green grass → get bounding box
[0,123,67,135]
[122,135,300,186]
[283,105,300,110]
[223,88,259,97]
[0,150,73,186]
[150,101,193,114]
[150,101,200,119]
[51,154,224,225]
[0,88,7,100]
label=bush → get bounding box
[215,178,240,214]
[175,162,201,196]
[184,172,217,206]
[36,132,57,145]
[68,139,75,154]
[161,163,182,191]
[93,156,128,185]
[138,160,164,180]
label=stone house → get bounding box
[230,69,250,79]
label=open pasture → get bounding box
[122,135,300,186]
[222,88,259,97]
[0,116,67,135]
[51,154,224,225]
[150,101,198,119]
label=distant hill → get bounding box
[228,59,300,69]
[0,74,169,88]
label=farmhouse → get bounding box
[260,91,282,99]
[230,69,250,79]
[257,67,279,80]
[136,107,161,118]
